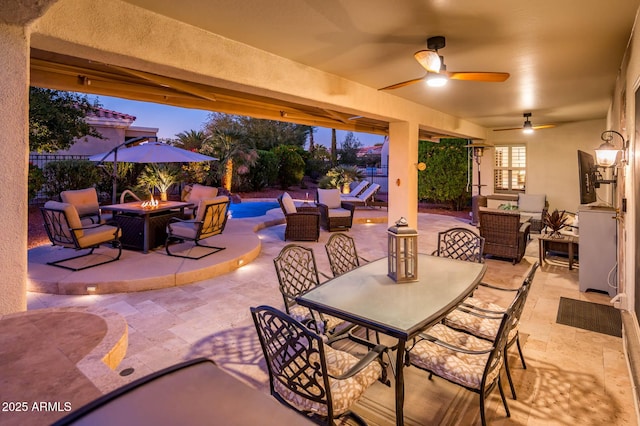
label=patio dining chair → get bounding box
[273,244,350,338]
[432,227,485,263]
[61,187,111,225]
[251,305,387,426]
[165,196,229,259]
[405,279,528,426]
[40,201,122,271]
[324,232,369,277]
[442,262,539,400]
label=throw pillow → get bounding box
[281,193,297,214]
[317,189,341,209]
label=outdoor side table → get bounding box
[539,233,579,270]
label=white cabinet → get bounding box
[578,206,617,297]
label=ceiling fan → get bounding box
[379,36,510,91]
[493,112,556,133]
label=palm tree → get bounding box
[175,129,209,151]
[200,128,256,192]
[331,128,337,166]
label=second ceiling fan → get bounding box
[494,112,556,133]
[379,36,510,91]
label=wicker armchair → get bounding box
[316,189,355,232]
[277,193,320,242]
[478,208,530,264]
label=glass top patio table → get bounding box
[296,253,486,426]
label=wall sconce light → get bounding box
[595,130,628,167]
[415,162,426,171]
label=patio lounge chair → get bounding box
[339,183,381,207]
[251,305,387,426]
[165,196,229,259]
[277,193,320,242]
[61,187,111,225]
[340,180,369,199]
[316,189,355,232]
[40,201,122,271]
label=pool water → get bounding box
[228,201,279,218]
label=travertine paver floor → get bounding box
[13,212,637,425]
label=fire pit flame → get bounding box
[140,196,159,209]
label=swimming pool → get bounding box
[228,201,279,218]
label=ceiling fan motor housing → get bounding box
[427,36,446,51]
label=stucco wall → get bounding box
[481,118,607,213]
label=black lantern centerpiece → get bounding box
[387,217,419,282]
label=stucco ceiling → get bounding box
[117,0,638,131]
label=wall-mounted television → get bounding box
[577,150,597,204]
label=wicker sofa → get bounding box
[478,207,531,264]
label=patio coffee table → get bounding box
[101,201,191,253]
[297,254,486,426]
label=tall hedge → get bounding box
[43,159,102,199]
[418,138,470,210]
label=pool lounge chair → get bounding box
[339,183,381,207]
[340,180,369,199]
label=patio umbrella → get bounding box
[89,141,217,163]
[89,141,218,203]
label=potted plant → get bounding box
[543,209,568,238]
[136,164,181,201]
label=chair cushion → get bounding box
[408,323,500,391]
[327,207,352,218]
[44,201,84,239]
[60,188,99,217]
[281,192,297,215]
[76,225,122,249]
[444,305,519,342]
[518,194,545,213]
[317,189,341,209]
[274,344,381,416]
[186,184,218,204]
[288,305,344,335]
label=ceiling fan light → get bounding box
[414,50,441,72]
[426,73,448,87]
[522,120,534,134]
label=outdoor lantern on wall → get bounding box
[387,217,419,283]
[595,130,628,167]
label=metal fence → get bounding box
[29,153,90,170]
[361,166,388,193]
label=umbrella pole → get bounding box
[112,149,118,204]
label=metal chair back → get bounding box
[433,227,485,263]
[273,244,321,311]
[325,232,361,276]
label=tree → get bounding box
[273,145,305,189]
[339,132,361,165]
[200,127,257,192]
[331,128,337,166]
[29,88,102,153]
[174,129,209,151]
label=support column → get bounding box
[388,121,419,228]
[0,23,30,314]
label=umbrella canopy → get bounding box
[89,142,217,163]
[89,141,218,204]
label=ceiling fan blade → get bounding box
[447,72,510,82]
[493,126,522,132]
[493,123,556,132]
[533,124,556,130]
[413,50,441,72]
[378,76,426,91]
